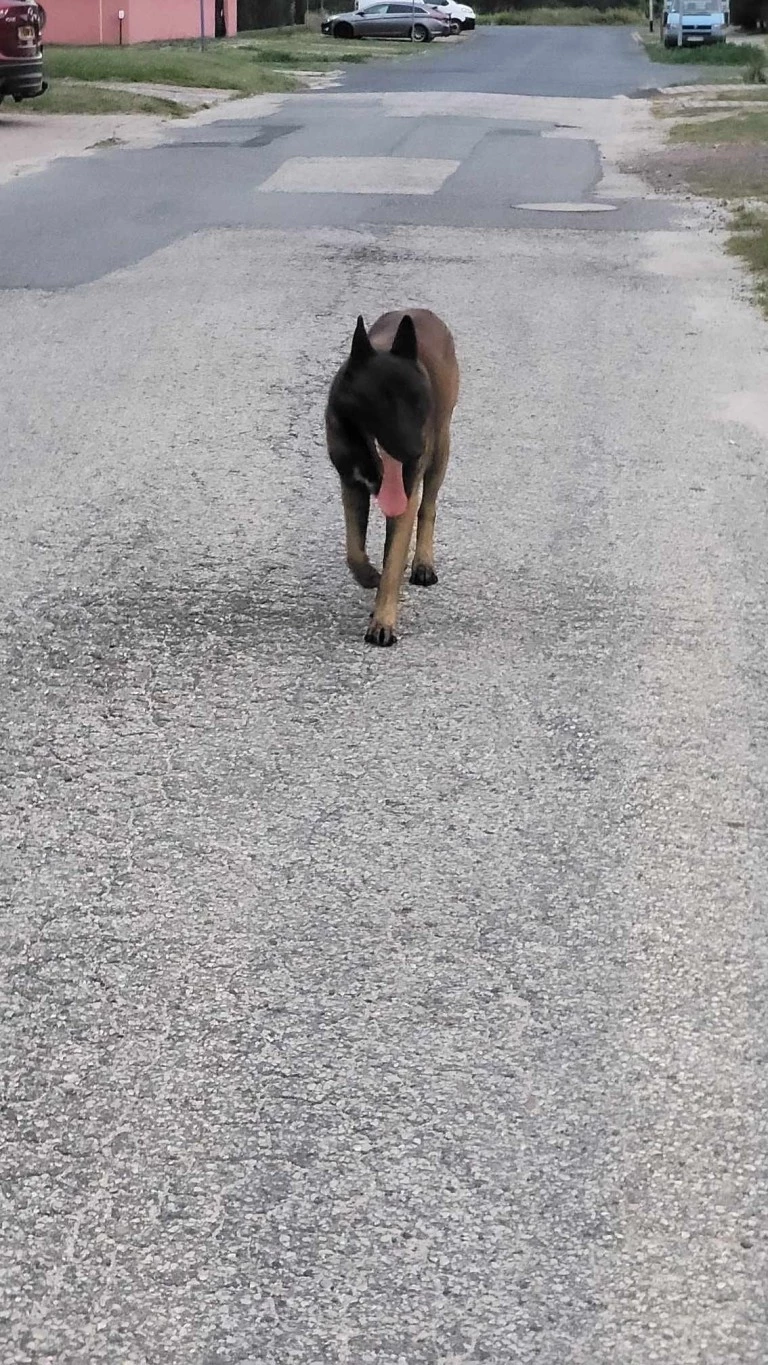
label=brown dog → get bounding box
[325,308,459,646]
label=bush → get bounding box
[475,0,637,11]
[237,0,295,29]
[478,6,643,20]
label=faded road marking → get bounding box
[258,156,460,195]
[515,201,618,213]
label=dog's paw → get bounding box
[349,559,381,590]
[365,617,397,647]
[358,564,381,590]
[410,562,438,588]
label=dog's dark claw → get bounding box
[365,619,397,647]
[410,563,438,588]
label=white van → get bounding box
[662,0,728,43]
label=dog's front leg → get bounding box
[341,481,380,590]
[365,488,420,647]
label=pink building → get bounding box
[45,0,238,45]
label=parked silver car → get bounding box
[321,2,450,41]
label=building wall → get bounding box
[124,0,215,43]
[45,0,238,45]
[46,0,112,44]
[222,0,239,36]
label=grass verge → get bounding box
[478,7,642,22]
[43,30,423,95]
[641,32,763,64]
[714,84,768,97]
[45,43,300,93]
[644,87,768,314]
[27,80,188,116]
[727,205,768,312]
[667,107,768,141]
[234,28,422,61]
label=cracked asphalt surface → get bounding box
[1,26,767,1365]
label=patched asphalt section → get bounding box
[1,220,767,1363]
[0,28,685,291]
[0,103,675,289]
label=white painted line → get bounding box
[515,202,619,213]
[258,156,460,195]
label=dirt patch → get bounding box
[0,91,286,186]
[627,85,768,317]
[96,81,237,108]
[0,110,167,186]
[634,140,768,200]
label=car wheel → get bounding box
[449,20,461,33]
[333,20,354,36]
[412,21,431,39]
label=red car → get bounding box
[0,1,46,105]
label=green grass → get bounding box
[642,33,764,63]
[24,79,188,116]
[478,6,642,21]
[668,107,768,140]
[44,43,297,93]
[233,26,301,38]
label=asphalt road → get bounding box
[339,22,683,95]
[2,26,767,1365]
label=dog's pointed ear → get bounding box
[390,314,418,363]
[348,315,374,371]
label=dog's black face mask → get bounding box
[326,315,431,501]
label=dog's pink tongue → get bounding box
[376,449,408,518]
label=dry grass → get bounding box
[727,205,768,314]
[667,108,768,142]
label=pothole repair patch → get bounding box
[258,156,460,195]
